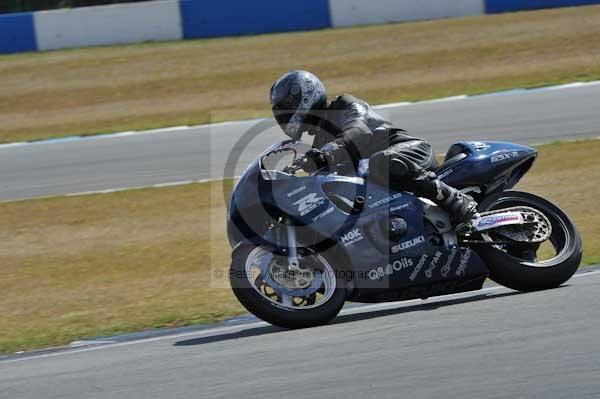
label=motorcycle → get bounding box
[227,139,582,328]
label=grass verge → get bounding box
[1,5,600,143]
[1,139,599,353]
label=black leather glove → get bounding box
[302,149,328,173]
[320,141,343,163]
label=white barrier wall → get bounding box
[329,0,485,27]
[34,0,182,51]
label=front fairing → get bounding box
[227,141,313,248]
[227,158,266,248]
[227,140,364,248]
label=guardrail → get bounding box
[1,0,599,54]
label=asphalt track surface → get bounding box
[1,83,600,201]
[2,268,600,399]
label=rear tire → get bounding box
[474,191,582,291]
[230,245,347,329]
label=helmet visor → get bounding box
[273,107,304,141]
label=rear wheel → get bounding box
[474,191,582,291]
[230,245,346,329]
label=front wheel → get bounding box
[230,245,347,329]
[474,191,582,291]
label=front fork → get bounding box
[285,222,300,271]
[271,217,299,271]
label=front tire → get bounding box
[474,191,582,291]
[230,245,346,329]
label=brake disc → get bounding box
[258,253,323,298]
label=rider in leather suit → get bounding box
[270,70,477,223]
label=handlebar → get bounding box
[282,156,306,175]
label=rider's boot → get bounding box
[430,179,478,224]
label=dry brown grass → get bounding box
[0,140,599,353]
[0,180,237,353]
[517,140,600,266]
[1,5,600,143]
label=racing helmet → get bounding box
[270,70,327,141]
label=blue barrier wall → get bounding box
[486,0,600,13]
[180,0,331,39]
[2,0,600,55]
[0,12,37,54]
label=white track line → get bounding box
[0,177,240,204]
[2,269,599,365]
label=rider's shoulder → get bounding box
[330,94,369,110]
